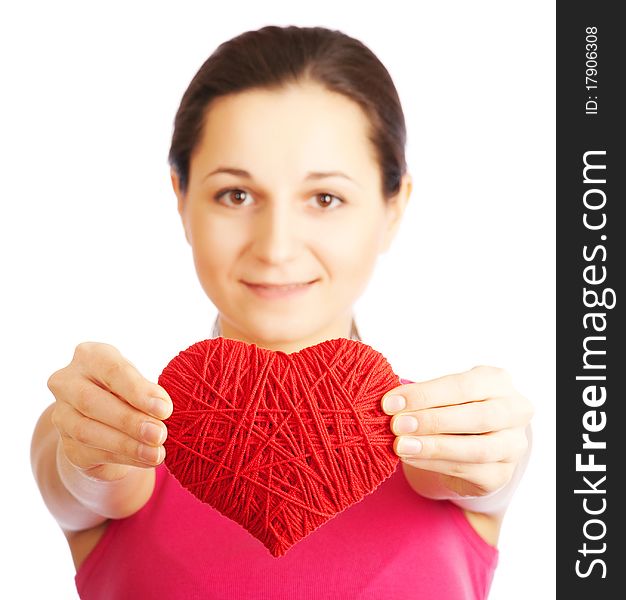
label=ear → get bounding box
[170,168,191,245]
[380,172,413,254]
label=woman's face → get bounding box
[171,81,411,352]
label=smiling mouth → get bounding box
[240,279,319,297]
[242,279,319,289]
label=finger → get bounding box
[58,403,166,467]
[74,342,172,419]
[399,457,515,491]
[392,395,530,435]
[63,439,165,471]
[382,366,513,413]
[394,428,528,463]
[65,378,168,447]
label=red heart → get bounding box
[158,336,400,557]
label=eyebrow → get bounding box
[203,167,357,186]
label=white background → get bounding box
[0,1,555,598]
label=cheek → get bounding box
[323,221,381,280]
[189,217,239,279]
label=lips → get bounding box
[243,279,318,288]
[241,279,319,298]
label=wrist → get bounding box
[450,424,533,515]
[56,438,155,519]
[56,438,125,508]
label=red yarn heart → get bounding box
[158,336,401,557]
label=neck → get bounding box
[211,314,361,353]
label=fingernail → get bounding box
[393,415,418,434]
[139,444,162,463]
[397,436,422,455]
[150,397,170,419]
[383,395,406,414]
[140,421,166,445]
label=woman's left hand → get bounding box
[381,366,534,499]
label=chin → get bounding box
[245,317,318,343]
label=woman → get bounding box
[31,25,533,599]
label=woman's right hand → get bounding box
[47,342,173,482]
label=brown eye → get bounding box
[314,193,343,209]
[215,189,250,206]
[228,190,247,204]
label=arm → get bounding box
[402,424,532,545]
[383,367,534,545]
[30,403,156,535]
[402,424,532,511]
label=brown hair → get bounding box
[168,25,407,200]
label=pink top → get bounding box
[75,378,498,599]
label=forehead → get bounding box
[191,82,379,182]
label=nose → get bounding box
[251,198,300,265]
